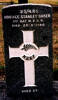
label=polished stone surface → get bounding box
[0,81,58,100]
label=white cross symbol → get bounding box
[9,31,49,87]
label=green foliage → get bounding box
[0,66,5,69]
[56,2,58,4]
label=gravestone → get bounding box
[2,4,53,97]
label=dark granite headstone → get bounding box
[2,4,53,97]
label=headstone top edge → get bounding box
[2,3,52,10]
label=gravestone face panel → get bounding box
[2,4,53,96]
